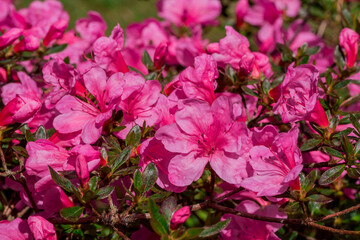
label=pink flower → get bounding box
[339,28,359,68]
[0,67,6,83]
[93,24,129,74]
[0,95,41,127]
[28,215,57,240]
[155,96,250,187]
[235,0,249,27]
[0,28,22,50]
[157,0,221,27]
[170,206,191,229]
[75,154,89,187]
[139,138,186,193]
[179,54,218,104]
[0,218,32,240]
[42,19,68,46]
[273,64,329,128]
[53,67,123,144]
[154,41,168,70]
[114,72,162,139]
[221,200,286,240]
[75,11,107,44]
[241,126,303,196]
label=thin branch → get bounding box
[316,203,360,222]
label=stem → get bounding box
[316,203,360,222]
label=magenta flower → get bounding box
[0,218,32,240]
[273,63,329,128]
[221,200,286,240]
[75,11,107,45]
[42,19,68,46]
[28,215,57,240]
[114,72,162,139]
[0,28,23,50]
[241,126,303,196]
[179,54,218,104]
[53,67,123,144]
[155,96,250,187]
[157,0,221,27]
[170,206,191,229]
[339,28,359,68]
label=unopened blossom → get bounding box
[156,96,251,187]
[241,126,303,196]
[339,28,359,68]
[75,154,90,187]
[42,19,68,46]
[53,67,123,144]
[0,28,22,50]
[273,63,329,128]
[221,200,286,239]
[0,95,41,127]
[170,206,191,229]
[157,0,221,27]
[154,41,168,70]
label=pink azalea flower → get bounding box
[155,96,251,187]
[339,28,359,68]
[235,0,249,27]
[0,27,23,50]
[273,63,329,128]
[139,138,186,193]
[28,215,57,240]
[42,19,68,46]
[221,200,286,240]
[241,126,303,196]
[179,54,218,104]
[157,0,221,27]
[75,11,107,45]
[53,67,123,144]
[114,72,162,139]
[170,206,191,229]
[0,218,32,240]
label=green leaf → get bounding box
[145,71,157,80]
[306,194,333,204]
[142,50,154,70]
[112,166,139,177]
[34,125,46,139]
[347,167,360,178]
[276,43,294,62]
[60,206,84,222]
[12,146,28,158]
[322,147,343,159]
[334,80,352,89]
[350,114,360,134]
[334,45,345,71]
[46,44,68,54]
[355,140,360,155]
[149,191,173,202]
[304,46,321,56]
[178,228,203,240]
[141,162,158,193]
[126,125,141,146]
[319,165,346,185]
[199,219,231,238]
[96,186,115,199]
[25,129,35,142]
[160,196,177,223]
[242,86,259,97]
[111,146,132,173]
[48,166,74,193]
[148,199,169,236]
[302,169,319,193]
[341,134,354,162]
[300,138,322,151]
[133,170,142,193]
[88,176,99,192]
[262,79,270,94]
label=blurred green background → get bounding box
[14,0,158,33]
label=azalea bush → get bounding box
[1,0,360,239]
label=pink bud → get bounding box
[0,28,23,50]
[305,99,329,128]
[339,28,359,68]
[154,42,168,70]
[206,42,220,54]
[43,19,68,47]
[14,35,39,53]
[0,95,41,127]
[239,52,255,76]
[170,206,191,230]
[28,215,57,240]
[235,0,249,27]
[0,67,7,83]
[75,154,89,187]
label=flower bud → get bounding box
[154,42,168,70]
[0,95,41,127]
[75,154,89,187]
[170,206,191,230]
[0,28,23,50]
[0,67,7,83]
[43,19,68,46]
[339,28,359,68]
[239,52,255,76]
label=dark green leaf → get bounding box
[262,79,270,94]
[319,165,346,185]
[141,162,158,193]
[322,147,343,159]
[112,146,132,173]
[60,206,84,222]
[334,45,345,71]
[126,125,141,147]
[306,194,333,204]
[341,134,354,162]
[304,46,321,56]
[148,199,169,236]
[46,44,68,54]
[12,146,28,158]
[276,43,294,62]
[96,186,115,199]
[145,71,157,80]
[302,169,319,193]
[34,125,46,139]
[350,114,360,134]
[142,50,154,70]
[334,80,352,89]
[149,191,173,202]
[133,170,142,193]
[199,219,231,238]
[113,166,139,177]
[48,166,74,193]
[347,167,360,178]
[355,140,360,155]
[178,228,203,239]
[160,196,177,223]
[88,176,99,192]
[242,86,259,97]
[300,138,322,151]
[25,129,35,142]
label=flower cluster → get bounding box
[1,0,360,239]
